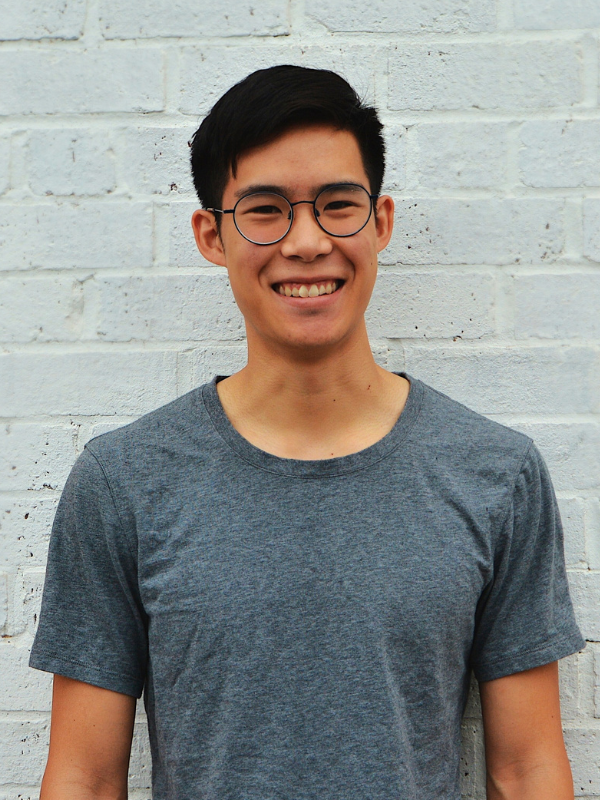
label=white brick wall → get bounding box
[0,1,598,796]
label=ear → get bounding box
[374,194,394,253]
[191,209,227,267]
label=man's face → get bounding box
[192,123,394,356]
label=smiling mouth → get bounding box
[273,280,344,298]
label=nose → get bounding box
[279,203,333,261]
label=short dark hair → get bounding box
[189,65,385,213]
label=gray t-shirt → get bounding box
[30,373,584,800]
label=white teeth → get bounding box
[278,281,340,297]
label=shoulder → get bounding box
[82,382,216,481]
[408,376,535,493]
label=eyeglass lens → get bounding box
[233,184,372,244]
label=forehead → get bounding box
[225,124,369,200]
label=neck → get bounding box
[215,323,409,460]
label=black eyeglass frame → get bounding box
[207,183,379,246]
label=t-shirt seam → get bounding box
[84,444,137,556]
[30,649,140,685]
[80,446,146,628]
[475,630,582,672]
[492,438,535,543]
[200,377,425,479]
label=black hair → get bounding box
[189,65,385,214]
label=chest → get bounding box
[135,469,493,645]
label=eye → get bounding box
[323,200,356,211]
[246,204,284,215]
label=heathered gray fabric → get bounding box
[30,373,584,800]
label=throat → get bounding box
[217,371,410,461]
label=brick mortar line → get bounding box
[3,189,600,203]
[0,29,597,48]
[1,263,598,277]
[4,109,600,128]
[1,339,600,351]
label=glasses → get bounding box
[208,183,378,245]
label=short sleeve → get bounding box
[29,446,147,697]
[470,442,585,682]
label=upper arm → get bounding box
[479,661,573,798]
[41,675,136,800]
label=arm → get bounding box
[40,675,136,800]
[479,661,574,800]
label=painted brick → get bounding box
[120,126,195,196]
[565,727,600,795]
[189,346,248,386]
[169,201,213,267]
[0,719,49,785]
[459,720,486,797]
[514,0,600,30]
[0,202,152,271]
[381,124,406,190]
[0,642,52,711]
[587,500,600,571]
[0,574,7,632]
[568,572,600,642]
[0,50,163,115]
[100,0,289,38]
[595,645,600,717]
[510,423,600,492]
[462,674,482,720]
[0,494,58,572]
[179,45,379,116]
[86,421,136,442]
[388,42,582,111]
[0,137,9,195]
[559,653,580,720]
[0,423,78,492]
[519,120,600,188]
[28,129,115,196]
[0,0,86,40]
[559,498,587,567]
[397,345,599,415]
[583,200,600,262]
[514,273,600,340]
[380,199,564,266]
[18,570,46,638]
[365,271,494,339]
[94,274,244,342]
[415,123,507,189]
[0,352,179,416]
[0,277,86,342]
[306,0,495,32]
[129,721,152,788]
[578,646,596,718]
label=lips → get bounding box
[273,280,343,298]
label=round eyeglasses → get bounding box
[207,183,378,246]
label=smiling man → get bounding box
[31,66,584,800]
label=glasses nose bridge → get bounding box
[288,198,320,226]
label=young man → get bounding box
[31,66,584,799]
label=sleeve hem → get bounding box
[29,651,144,698]
[473,633,586,683]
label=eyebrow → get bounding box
[233,181,368,200]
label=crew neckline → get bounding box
[201,372,424,478]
